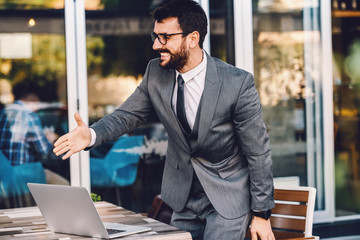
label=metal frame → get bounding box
[303,1,323,219]
[194,0,211,54]
[65,0,90,191]
[233,0,254,74]
[315,0,336,223]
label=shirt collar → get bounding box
[176,50,207,83]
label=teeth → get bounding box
[160,52,170,57]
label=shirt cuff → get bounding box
[88,128,96,147]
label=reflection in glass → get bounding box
[0,0,64,10]
[332,6,360,216]
[252,0,324,210]
[209,0,228,62]
[85,0,166,212]
[0,0,69,209]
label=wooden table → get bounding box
[0,201,192,239]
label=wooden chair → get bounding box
[148,187,319,240]
[147,194,173,225]
[246,186,319,240]
[0,150,46,208]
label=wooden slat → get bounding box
[271,216,306,231]
[273,203,307,217]
[275,189,309,202]
[284,237,318,240]
[273,229,305,239]
[246,229,307,239]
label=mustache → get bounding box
[158,49,171,54]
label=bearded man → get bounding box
[54,1,275,239]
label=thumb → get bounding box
[74,112,85,127]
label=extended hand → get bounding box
[250,216,275,240]
[53,113,91,159]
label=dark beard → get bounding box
[160,40,189,71]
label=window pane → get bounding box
[0,0,69,208]
[209,0,235,64]
[209,0,227,61]
[0,0,64,10]
[332,2,360,216]
[252,0,325,210]
[85,0,165,212]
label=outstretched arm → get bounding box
[53,113,91,159]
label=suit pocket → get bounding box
[165,152,179,170]
[211,114,231,128]
[218,155,246,179]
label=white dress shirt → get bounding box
[173,51,207,130]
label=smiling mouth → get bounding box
[159,51,171,61]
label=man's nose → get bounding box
[152,37,162,50]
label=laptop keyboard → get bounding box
[106,228,125,235]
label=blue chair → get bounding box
[90,135,145,205]
[0,150,46,198]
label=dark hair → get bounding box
[12,81,39,101]
[152,0,208,49]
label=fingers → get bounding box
[251,232,257,240]
[62,149,75,160]
[53,113,91,160]
[54,133,68,148]
[53,135,72,159]
[53,140,70,156]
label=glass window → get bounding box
[85,0,165,213]
[0,0,69,208]
[332,0,360,216]
[252,0,325,210]
[209,0,234,63]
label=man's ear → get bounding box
[189,31,200,48]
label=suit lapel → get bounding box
[160,69,189,148]
[195,54,222,151]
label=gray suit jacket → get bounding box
[90,52,275,219]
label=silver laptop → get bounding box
[27,183,151,239]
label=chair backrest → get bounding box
[111,135,145,150]
[0,150,14,197]
[147,194,173,225]
[0,150,11,168]
[0,150,46,197]
[105,135,145,165]
[271,186,317,239]
[90,135,145,187]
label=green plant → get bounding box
[91,193,101,202]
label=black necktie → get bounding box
[177,74,191,134]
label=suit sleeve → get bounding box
[233,72,275,211]
[90,61,155,148]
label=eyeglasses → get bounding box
[151,32,190,45]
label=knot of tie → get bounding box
[178,74,184,87]
[177,74,191,134]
